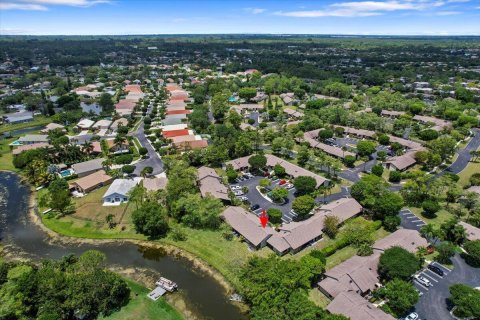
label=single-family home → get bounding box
[17,134,49,145]
[71,158,105,178]
[385,151,417,171]
[102,178,140,205]
[3,112,33,124]
[70,170,113,194]
[197,166,230,202]
[142,177,168,192]
[111,118,129,131]
[413,115,453,132]
[92,119,112,130]
[77,119,95,130]
[41,123,66,133]
[12,142,50,155]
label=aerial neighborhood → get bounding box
[1,35,480,320]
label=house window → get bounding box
[115,197,120,202]
[123,197,128,201]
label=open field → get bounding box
[458,160,480,187]
[101,279,183,320]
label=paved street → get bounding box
[414,254,480,320]
[441,128,480,175]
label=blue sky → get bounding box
[1,0,479,35]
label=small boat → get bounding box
[155,277,178,292]
[229,293,243,302]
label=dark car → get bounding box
[250,204,260,211]
[427,264,444,276]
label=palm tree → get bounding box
[102,158,113,172]
[420,224,438,244]
[114,134,126,149]
[82,141,94,156]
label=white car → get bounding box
[230,186,242,191]
[405,312,419,320]
[233,190,244,196]
[285,183,294,189]
[414,274,431,287]
[238,196,249,201]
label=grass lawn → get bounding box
[457,160,480,187]
[409,206,454,228]
[308,288,331,309]
[101,279,183,320]
[40,186,265,288]
[0,116,52,134]
[0,136,17,172]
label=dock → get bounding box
[147,277,178,301]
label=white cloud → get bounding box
[435,10,461,15]
[274,0,468,18]
[0,2,47,10]
[244,7,266,14]
[0,0,111,10]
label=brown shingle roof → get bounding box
[327,291,395,320]
[197,166,230,201]
[12,142,49,155]
[459,221,480,241]
[372,228,428,253]
[222,206,273,247]
[304,130,355,159]
[72,170,112,192]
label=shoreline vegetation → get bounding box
[19,178,248,319]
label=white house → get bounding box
[77,119,95,130]
[102,178,140,206]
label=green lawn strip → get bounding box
[0,136,19,172]
[100,279,183,320]
[0,116,52,134]
[457,161,480,188]
[409,206,454,228]
[308,288,331,309]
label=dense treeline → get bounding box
[0,251,130,320]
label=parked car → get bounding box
[238,196,248,201]
[427,264,444,276]
[279,179,287,185]
[236,177,245,183]
[233,190,244,196]
[242,175,250,180]
[405,312,419,320]
[245,172,254,178]
[285,183,294,189]
[414,274,431,287]
[230,186,242,191]
[250,204,260,211]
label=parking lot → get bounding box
[229,174,298,223]
[412,254,480,320]
[399,208,426,231]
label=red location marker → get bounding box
[259,209,268,228]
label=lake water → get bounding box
[0,171,246,320]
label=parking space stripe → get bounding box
[432,262,452,272]
[415,284,429,291]
[425,269,443,279]
[421,272,438,282]
[406,216,418,219]
[411,219,424,223]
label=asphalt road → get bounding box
[129,101,165,176]
[399,208,427,231]
[441,128,480,175]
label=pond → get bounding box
[0,171,246,320]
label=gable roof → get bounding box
[71,158,104,175]
[72,170,112,192]
[372,228,428,253]
[12,142,49,155]
[222,206,274,247]
[315,198,363,223]
[304,130,355,159]
[103,179,139,198]
[197,166,229,201]
[327,291,395,320]
[459,221,480,241]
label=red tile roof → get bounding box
[162,129,190,138]
[166,109,192,115]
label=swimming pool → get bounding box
[59,169,74,178]
[9,140,23,146]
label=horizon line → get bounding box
[1,33,480,37]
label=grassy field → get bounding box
[101,279,183,320]
[0,116,51,134]
[308,288,331,309]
